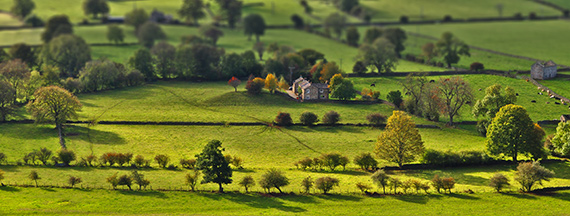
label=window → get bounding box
[305,95,310,100]
[320,95,325,99]
[319,89,324,93]
[306,89,310,94]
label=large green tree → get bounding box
[383,28,407,58]
[486,104,546,162]
[83,0,109,19]
[41,15,73,43]
[79,59,120,92]
[150,42,176,79]
[10,43,36,67]
[324,13,346,39]
[179,0,206,25]
[125,8,149,31]
[0,81,16,122]
[196,140,233,193]
[129,48,155,81]
[0,59,30,103]
[11,0,35,19]
[243,14,266,42]
[436,32,470,68]
[42,34,91,78]
[357,37,398,73]
[27,86,82,148]
[473,84,516,135]
[137,21,167,48]
[200,25,224,46]
[550,122,570,157]
[106,25,124,44]
[375,110,424,168]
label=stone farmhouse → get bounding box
[292,77,330,100]
[531,60,557,80]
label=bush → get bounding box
[315,176,340,194]
[432,175,444,193]
[245,77,265,94]
[154,154,170,168]
[354,153,378,171]
[131,170,150,190]
[514,13,523,20]
[400,15,409,23]
[442,177,455,193]
[24,14,44,27]
[356,182,373,193]
[389,178,402,194]
[514,161,555,192]
[58,149,76,166]
[402,179,413,194]
[68,176,82,188]
[180,158,197,169]
[420,149,494,167]
[352,61,367,74]
[476,119,490,136]
[100,152,132,167]
[185,170,200,191]
[320,153,349,171]
[294,157,313,170]
[107,173,119,189]
[134,155,150,168]
[366,113,386,126]
[274,112,293,126]
[322,111,340,125]
[470,62,484,71]
[371,170,389,194]
[239,175,256,192]
[443,15,452,22]
[386,90,403,108]
[564,10,569,18]
[489,173,510,192]
[300,111,319,126]
[0,152,6,165]
[291,14,304,29]
[301,176,314,193]
[529,12,537,20]
[118,174,133,190]
[260,168,289,193]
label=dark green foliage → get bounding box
[470,62,485,71]
[200,25,224,46]
[346,26,360,46]
[125,8,149,31]
[315,176,340,194]
[338,0,359,12]
[137,21,167,48]
[239,175,255,192]
[436,32,470,68]
[58,149,76,166]
[260,168,289,193]
[129,48,155,81]
[320,153,348,171]
[35,148,52,165]
[220,53,245,78]
[179,0,206,25]
[42,34,91,77]
[400,15,409,23]
[151,42,176,79]
[11,0,35,18]
[331,80,357,100]
[352,61,367,74]
[154,154,170,168]
[9,43,36,67]
[324,13,346,39]
[383,28,407,57]
[68,176,82,188]
[322,111,340,125]
[131,170,150,190]
[363,27,383,44]
[0,81,16,122]
[299,111,318,126]
[366,113,386,126]
[386,90,403,108]
[24,14,43,27]
[83,0,109,18]
[41,15,73,43]
[297,49,324,66]
[301,176,313,193]
[291,14,304,29]
[421,149,494,167]
[79,59,122,92]
[106,25,124,44]
[358,38,398,73]
[476,119,490,136]
[274,112,293,126]
[196,140,232,193]
[244,14,266,42]
[118,174,133,190]
[489,173,510,192]
[353,153,378,170]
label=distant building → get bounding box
[531,60,557,80]
[292,77,329,100]
[150,9,173,23]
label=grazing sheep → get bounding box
[531,100,536,103]
[478,88,482,91]
[556,102,561,105]
[370,83,376,87]
[430,80,435,83]
[546,102,550,104]
[516,93,519,96]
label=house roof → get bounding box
[302,83,329,90]
[545,60,557,67]
[293,76,306,84]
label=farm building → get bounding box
[531,60,557,80]
[292,77,329,100]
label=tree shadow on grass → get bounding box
[545,191,570,202]
[314,193,363,202]
[200,192,307,213]
[393,194,429,204]
[0,186,20,192]
[118,190,168,199]
[66,125,126,145]
[303,169,369,176]
[501,192,537,200]
[447,193,481,200]
[40,187,56,192]
[276,194,317,204]
[310,126,366,134]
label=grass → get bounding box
[399,20,570,66]
[536,77,570,100]
[361,0,562,22]
[544,0,570,9]
[1,187,570,216]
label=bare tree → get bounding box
[437,77,473,125]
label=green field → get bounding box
[537,77,570,98]
[544,0,570,9]
[2,187,570,216]
[400,20,570,67]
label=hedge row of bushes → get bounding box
[420,149,497,167]
[295,152,380,172]
[274,111,386,126]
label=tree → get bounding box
[470,62,485,71]
[551,122,570,157]
[357,38,398,73]
[154,154,170,168]
[196,140,232,193]
[319,62,341,83]
[239,175,255,193]
[323,111,340,125]
[58,149,76,166]
[131,171,150,190]
[264,73,278,93]
[297,49,324,66]
[371,169,389,194]
[41,15,73,43]
[346,26,360,46]
[36,147,52,165]
[278,76,289,91]
[353,153,378,170]
[421,43,436,63]
[23,14,43,27]
[260,168,289,193]
[245,77,264,95]
[301,176,313,193]
[401,74,428,116]
[83,0,109,19]
[387,90,403,108]
[107,173,119,189]
[352,61,367,74]
[220,53,244,78]
[42,34,91,78]
[243,14,266,42]
[228,77,241,92]
[338,0,359,12]
[29,170,40,187]
[375,111,424,168]
[366,113,386,126]
[363,27,383,44]
[79,59,121,92]
[436,32,470,68]
[489,173,510,193]
[106,25,124,44]
[68,176,82,188]
[300,111,318,126]
[129,48,155,81]
[218,0,242,28]
[315,177,340,194]
[0,81,16,122]
[383,28,407,57]
[473,84,516,135]
[151,42,176,79]
[200,25,224,46]
[515,161,554,192]
[11,0,35,19]
[0,59,29,103]
[291,14,304,29]
[437,77,474,125]
[137,21,166,48]
[324,13,346,39]
[118,174,133,190]
[27,86,81,148]
[10,43,36,67]
[331,80,357,100]
[179,0,206,25]
[253,42,265,60]
[125,8,149,31]
[486,105,546,162]
[185,170,201,191]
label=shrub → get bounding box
[371,170,389,194]
[389,178,402,194]
[274,112,293,126]
[68,176,82,188]
[83,155,97,167]
[36,148,53,166]
[514,161,554,192]
[432,175,444,193]
[387,90,403,108]
[564,10,569,18]
[421,149,494,167]
[29,171,40,187]
[366,113,386,126]
[529,12,537,20]
[260,168,289,193]
[443,15,452,22]
[0,169,4,184]
[294,157,313,170]
[312,157,324,171]
[117,153,133,166]
[239,175,256,192]
[352,61,367,74]
[291,14,304,29]
[131,170,150,190]
[107,173,119,189]
[514,13,523,20]
[442,177,455,193]
[315,176,340,194]
[23,152,37,165]
[354,153,378,171]
[301,176,314,193]
[180,158,197,169]
[118,174,133,190]
[320,153,348,171]
[489,173,510,193]
[185,170,200,191]
[470,62,484,71]
[402,179,413,194]
[231,156,243,169]
[245,77,265,94]
[400,15,408,23]
[134,155,150,168]
[300,111,319,126]
[100,152,119,166]
[322,111,340,125]
[24,14,44,27]
[356,182,373,193]
[154,154,170,168]
[58,149,76,166]
[0,152,6,165]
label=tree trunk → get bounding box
[234,87,237,92]
[448,115,454,126]
[276,186,283,193]
[218,183,224,193]
[447,63,451,68]
[256,35,260,43]
[513,152,518,163]
[57,123,67,149]
[35,180,38,187]
[382,186,386,194]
